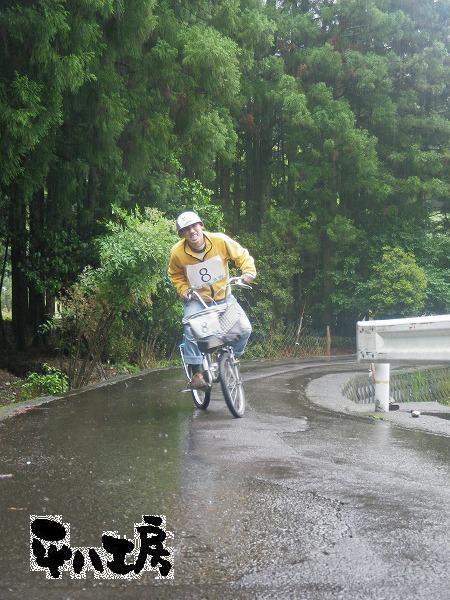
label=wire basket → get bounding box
[183,302,241,340]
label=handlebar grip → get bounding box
[229,276,252,289]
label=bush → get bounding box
[108,319,135,365]
[362,246,427,318]
[21,364,69,400]
[49,208,177,388]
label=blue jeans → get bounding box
[182,295,252,365]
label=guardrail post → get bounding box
[325,325,331,357]
[374,363,390,412]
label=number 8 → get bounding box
[200,268,212,283]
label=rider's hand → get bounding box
[181,290,191,302]
[241,273,254,285]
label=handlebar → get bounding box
[228,276,253,290]
[185,277,252,305]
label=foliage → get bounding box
[21,364,69,400]
[93,207,176,309]
[108,319,136,365]
[418,227,450,315]
[362,246,427,319]
[152,178,224,232]
[114,362,141,375]
[238,206,302,334]
[2,0,449,356]
[50,208,177,387]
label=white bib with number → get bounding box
[186,256,226,289]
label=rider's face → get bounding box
[180,222,205,250]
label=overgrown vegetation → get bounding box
[21,364,69,400]
[42,208,177,388]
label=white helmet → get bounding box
[176,211,203,234]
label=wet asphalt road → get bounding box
[0,358,449,599]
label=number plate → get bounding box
[186,256,225,289]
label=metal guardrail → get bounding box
[357,314,450,363]
[342,366,450,405]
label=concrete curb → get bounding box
[306,371,450,437]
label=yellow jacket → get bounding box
[168,232,256,302]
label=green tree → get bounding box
[0,0,114,348]
[55,208,177,387]
[2,0,448,355]
[362,246,427,318]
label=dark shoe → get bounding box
[191,372,207,390]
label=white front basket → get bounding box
[183,303,241,340]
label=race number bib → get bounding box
[186,256,226,289]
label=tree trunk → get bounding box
[259,119,273,222]
[221,163,231,216]
[244,126,257,230]
[9,183,28,350]
[232,162,241,234]
[0,238,10,348]
[244,112,273,232]
[217,159,231,217]
[29,187,47,345]
[291,271,303,322]
[322,150,339,328]
[322,231,334,328]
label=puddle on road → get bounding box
[0,369,197,584]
